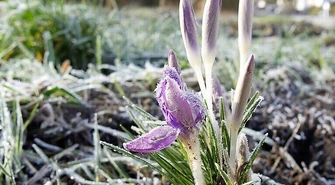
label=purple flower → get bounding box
[124,66,205,153]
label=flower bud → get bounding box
[179,0,202,69]
[238,0,254,69]
[231,55,255,127]
[202,0,221,67]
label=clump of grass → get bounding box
[0,56,143,184]
[0,0,106,69]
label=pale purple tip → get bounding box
[202,0,221,55]
[168,50,181,75]
[180,0,200,55]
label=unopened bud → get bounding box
[238,0,254,69]
[179,0,202,69]
[231,55,255,127]
[202,0,222,67]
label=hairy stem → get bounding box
[204,64,223,166]
[204,64,214,120]
[194,67,206,98]
[182,131,205,185]
[229,128,238,176]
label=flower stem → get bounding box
[204,64,223,166]
[229,128,238,176]
[182,131,205,185]
[204,64,219,133]
[194,66,206,98]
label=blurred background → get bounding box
[0,0,334,69]
[0,0,334,185]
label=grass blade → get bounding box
[100,141,167,177]
[239,92,263,134]
[221,120,230,150]
[42,86,87,105]
[238,133,268,184]
[123,97,157,121]
[215,163,233,185]
[93,114,101,182]
[0,164,11,177]
[24,98,42,130]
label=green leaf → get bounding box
[158,146,191,176]
[200,130,215,184]
[123,97,158,121]
[100,141,167,177]
[245,91,259,111]
[119,124,136,140]
[102,140,193,185]
[103,148,129,179]
[219,97,225,121]
[150,151,193,185]
[14,100,24,161]
[42,31,55,63]
[112,80,125,97]
[221,120,230,150]
[42,86,87,105]
[93,114,101,182]
[24,97,42,130]
[0,164,11,177]
[125,106,146,132]
[238,133,268,184]
[32,144,50,163]
[215,163,233,185]
[238,92,263,134]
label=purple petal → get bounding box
[155,66,182,102]
[165,77,194,129]
[156,66,184,119]
[182,92,205,125]
[162,66,183,88]
[179,0,201,67]
[202,0,221,65]
[168,50,181,75]
[123,125,180,153]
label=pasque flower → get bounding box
[123,64,205,153]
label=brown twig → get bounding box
[270,122,302,173]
